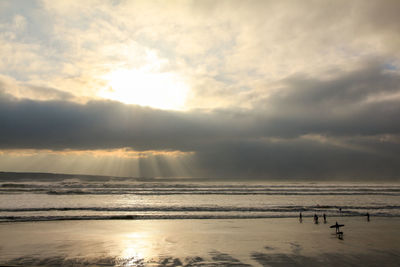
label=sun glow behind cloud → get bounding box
[99,68,189,110]
[98,49,189,110]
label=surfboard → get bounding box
[330,224,344,228]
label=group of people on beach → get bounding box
[298,212,327,224]
[312,213,327,224]
[299,209,370,224]
[299,209,371,240]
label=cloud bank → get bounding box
[1,62,400,179]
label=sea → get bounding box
[1,173,399,222]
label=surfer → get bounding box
[330,221,344,234]
[299,212,302,222]
[323,213,327,223]
[366,212,370,221]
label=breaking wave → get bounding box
[1,183,400,196]
[1,205,399,213]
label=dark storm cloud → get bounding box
[1,63,400,179]
[194,138,400,180]
[1,63,400,150]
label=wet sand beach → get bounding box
[0,217,399,266]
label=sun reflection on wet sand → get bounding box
[120,232,149,263]
[1,218,400,266]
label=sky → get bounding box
[0,0,400,180]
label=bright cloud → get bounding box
[1,0,400,179]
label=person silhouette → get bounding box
[314,213,318,224]
[299,212,303,223]
[330,221,344,234]
[323,213,327,223]
[366,212,370,222]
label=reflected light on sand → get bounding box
[120,232,153,263]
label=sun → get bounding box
[99,68,189,110]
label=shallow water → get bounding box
[1,180,400,221]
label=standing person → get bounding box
[314,214,318,224]
[323,213,327,223]
[299,212,303,223]
[366,212,370,221]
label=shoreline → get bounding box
[0,212,388,224]
[0,214,385,223]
